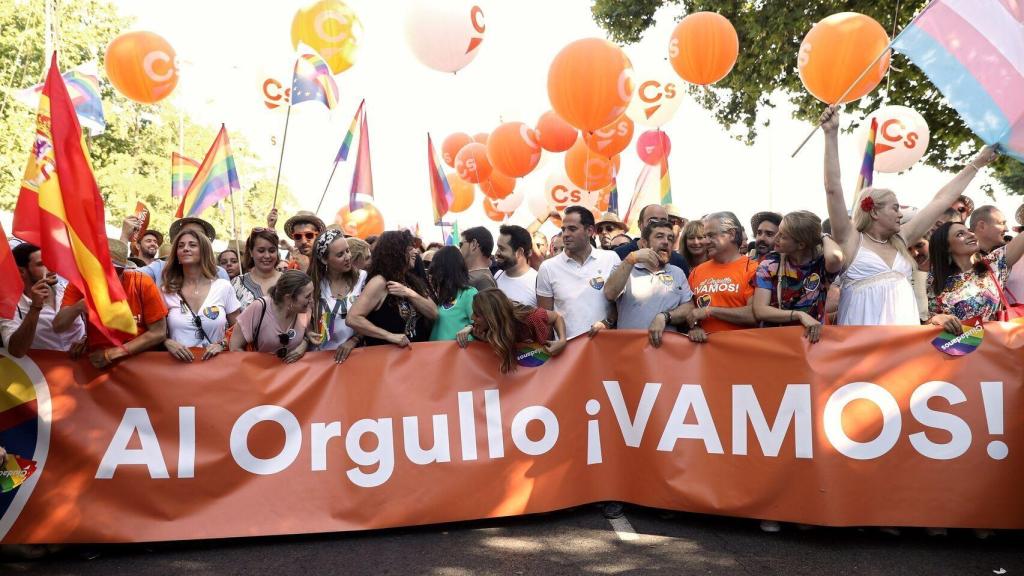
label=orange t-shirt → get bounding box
[61,271,169,348]
[688,256,756,333]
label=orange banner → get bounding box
[2,325,1023,543]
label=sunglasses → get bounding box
[275,329,296,359]
[292,232,317,241]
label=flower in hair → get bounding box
[860,196,875,212]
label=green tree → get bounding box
[592,0,1023,196]
[0,0,293,243]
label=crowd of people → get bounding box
[3,106,1023,536]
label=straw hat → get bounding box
[596,212,628,232]
[284,211,326,236]
[107,239,135,269]
[169,217,216,242]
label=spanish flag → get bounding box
[12,54,136,342]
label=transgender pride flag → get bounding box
[893,0,1024,161]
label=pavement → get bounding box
[2,506,1021,575]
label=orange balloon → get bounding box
[447,172,475,213]
[547,38,634,131]
[565,139,619,191]
[472,132,489,145]
[798,12,891,104]
[104,31,179,104]
[668,12,739,86]
[336,202,384,239]
[536,111,578,152]
[583,114,634,157]
[442,132,472,168]
[479,170,516,200]
[486,122,541,178]
[454,142,492,184]
[482,198,508,222]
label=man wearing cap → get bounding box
[54,239,168,369]
[281,210,326,272]
[135,230,163,266]
[125,216,231,282]
[1,243,86,357]
[595,212,628,250]
[614,204,690,276]
[750,211,782,261]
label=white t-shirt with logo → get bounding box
[495,267,538,307]
[537,248,620,339]
[163,279,241,347]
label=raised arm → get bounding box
[822,235,844,274]
[1003,227,1024,268]
[821,106,854,247]
[901,145,998,245]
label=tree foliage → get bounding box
[592,0,1023,196]
[0,0,293,244]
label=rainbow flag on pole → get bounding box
[349,108,374,210]
[171,152,200,199]
[175,125,240,218]
[334,100,364,164]
[12,53,136,342]
[659,160,672,206]
[14,63,105,135]
[855,117,878,197]
[427,134,454,225]
[291,52,339,109]
[892,0,1024,162]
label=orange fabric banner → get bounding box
[2,325,1023,544]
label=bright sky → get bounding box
[106,0,1020,242]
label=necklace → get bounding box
[187,278,208,296]
[863,232,889,245]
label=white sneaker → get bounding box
[760,520,781,533]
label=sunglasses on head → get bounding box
[292,231,317,241]
[275,329,296,359]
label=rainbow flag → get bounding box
[291,52,339,109]
[892,0,1024,162]
[855,117,878,197]
[14,63,105,135]
[171,152,200,199]
[335,100,364,164]
[12,53,136,342]
[175,125,240,218]
[0,222,23,319]
[1,453,37,493]
[427,134,454,224]
[349,108,374,210]
[659,160,672,206]
[624,160,672,234]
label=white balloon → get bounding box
[406,0,486,73]
[493,187,525,213]
[528,188,552,221]
[544,171,590,213]
[858,105,930,173]
[626,62,683,128]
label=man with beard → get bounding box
[537,206,620,339]
[1,243,86,356]
[494,224,538,306]
[595,212,628,250]
[136,230,162,265]
[281,210,326,272]
[603,219,704,347]
[750,211,782,261]
[614,204,690,276]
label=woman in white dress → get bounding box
[821,106,998,325]
[161,229,241,361]
[308,229,367,363]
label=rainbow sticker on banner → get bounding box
[932,319,984,356]
[515,343,551,368]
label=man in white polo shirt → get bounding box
[537,206,621,339]
[494,224,538,306]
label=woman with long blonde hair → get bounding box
[679,219,709,270]
[821,106,997,325]
[456,288,566,374]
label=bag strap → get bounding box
[252,297,268,347]
[178,291,211,345]
[985,263,1011,311]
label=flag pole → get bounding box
[229,187,243,273]
[790,0,937,158]
[271,103,293,209]
[315,158,340,217]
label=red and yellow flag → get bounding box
[0,222,24,319]
[11,54,136,342]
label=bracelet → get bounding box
[790,310,795,322]
[965,163,979,172]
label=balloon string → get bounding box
[884,0,902,104]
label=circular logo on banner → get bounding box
[0,353,51,541]
[515,343,551,368]
[589,276,606,290]
[696,294,712,308]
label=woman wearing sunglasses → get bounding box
[309,229,367,363]
[232,228,282,312]
[161,229,241,362]
[229,270,313,363]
